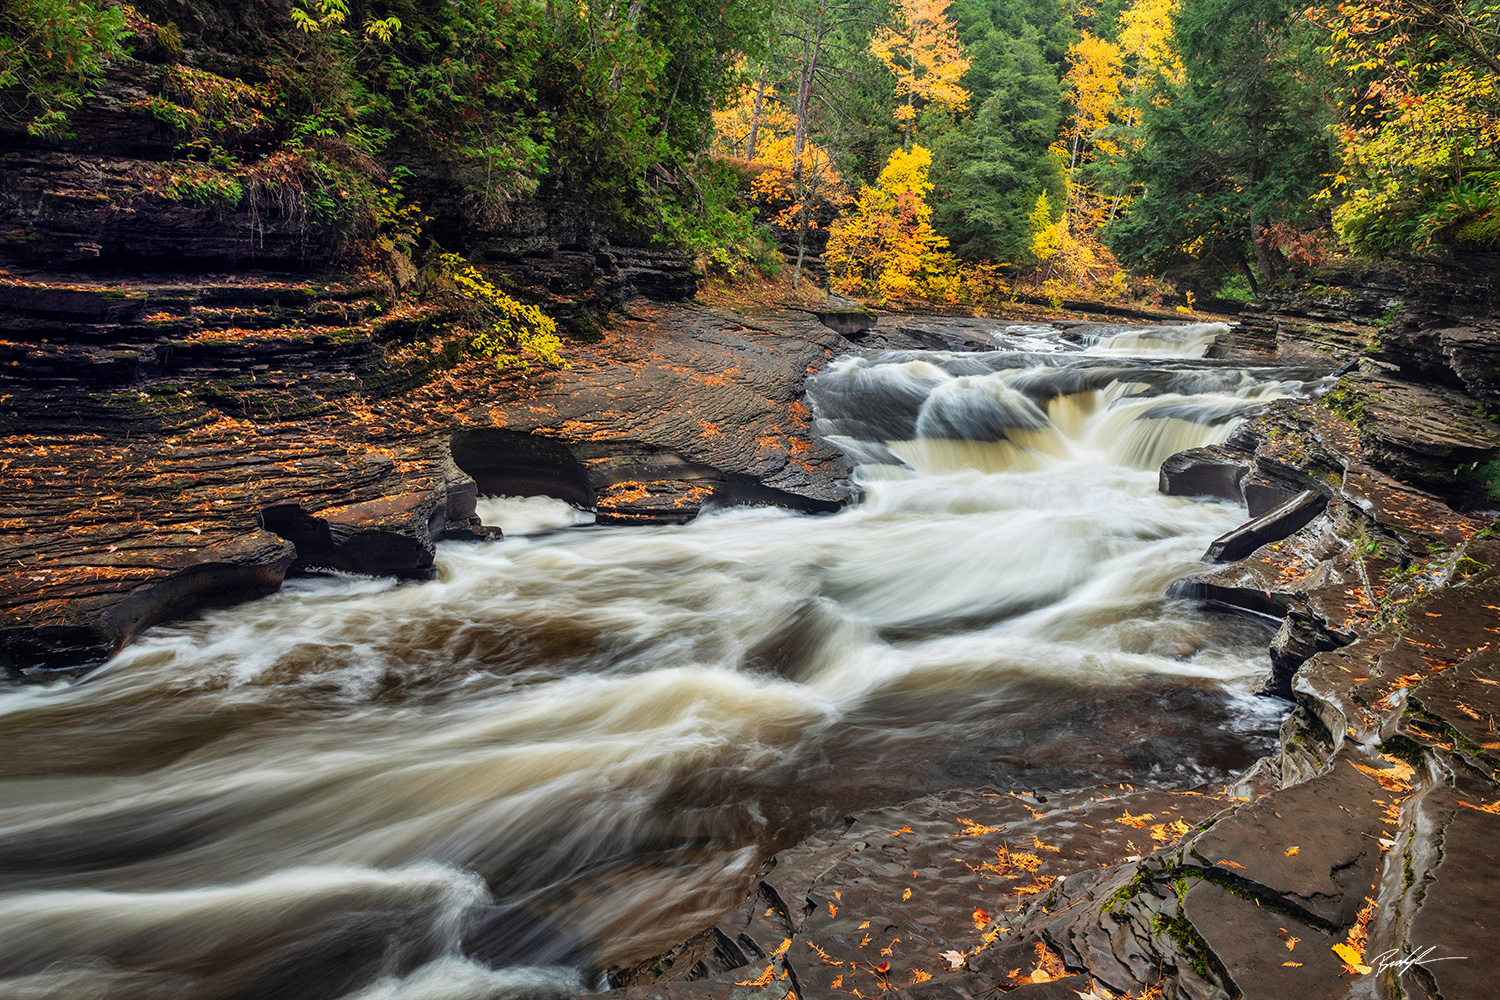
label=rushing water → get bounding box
[0,322,1327,1000]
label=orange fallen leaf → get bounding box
[901,888,912,901]
[1285,846,1301,857]
[1283,961,1303,968]
[973,908,991,928]
[735,965,775,987]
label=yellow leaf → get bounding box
[1332,943,1372,974]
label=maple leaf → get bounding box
[1332,942,1371,974]
[1074,983,1117,1000]
[939,949,966,970]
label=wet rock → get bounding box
[811,296,878,337]
[260,489,445,579]
[449,303,854,524]
[0,285,854,671]
[1159,446,1249,502]
[0,530,295,673]
[1263,607,1356,699]
[1343,375,1500,496]
[1204,489,1327,563]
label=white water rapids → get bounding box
[0,322,1328,1000]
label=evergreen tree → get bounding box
[1105,0,1333,288]
[930,29,1064,261]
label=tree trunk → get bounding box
[745,64,768,161]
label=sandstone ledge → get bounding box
[1,278,853,674]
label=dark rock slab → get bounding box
[1345,376,1500,496]
[1204,490,1327,563]
[0,529,295,672]
[1264,607,1356,700]
[1159,446,1249,502]
[261,489,446,579]
[454,302,855,524]
[1178,879,1345,1000]
[1186,758,1388,928]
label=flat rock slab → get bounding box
[1204,489,1326,563]
[601,784,1248,1000]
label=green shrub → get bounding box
[0,0,129,136]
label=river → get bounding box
[0,322,1327,1000]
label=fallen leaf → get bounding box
[1284,846,1300,856]
[972,908,991,928]
[1332,942,1371,974]
[901,888,912,901]
[1286,936,1300,952]
[939,950,966,971]
[1282,961,1303,968]
[735,966,775,987]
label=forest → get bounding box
[2,0,1499,322]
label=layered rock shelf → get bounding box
[0,272,852,673]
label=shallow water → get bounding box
[0,323,1323,999]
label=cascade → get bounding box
[0,324,1329,999]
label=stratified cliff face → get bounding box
[1222,253,1500,500]
[0,0,696,325]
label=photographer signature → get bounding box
[1369,946,1467,975]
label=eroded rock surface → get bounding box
[1,277,853,672]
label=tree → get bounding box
[1105,0,1334,289]
[1311,0,1500,254]
[825,143,957,299]
[929,28,1064,261]
[870,0,972,147]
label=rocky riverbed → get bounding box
[2,255,1499,1000]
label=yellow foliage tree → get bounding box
[710,68,793,161]
[749,133,844,219]
[1118,0,1182,87]
[870,0,971,146]
[1059,33,1125,169]
[825,145,957,302]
